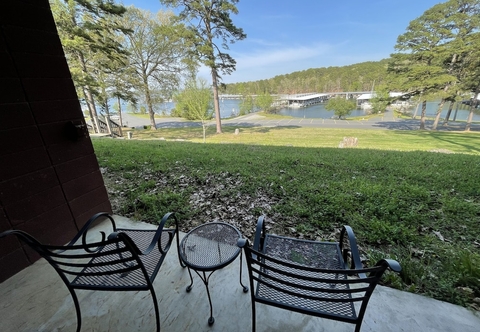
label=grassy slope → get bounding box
[92,127,480,310]
[131,125,480,154]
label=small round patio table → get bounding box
[179,222,248,325]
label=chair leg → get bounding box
[68,287,82,332]
[355,321,362,332]
[177,233,186,268]
[150,286,161,332]
[239,250,249,293]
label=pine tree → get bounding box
[160,0,246,134]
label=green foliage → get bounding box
[452,250,480,290]
[239,95,255,116]
[173,78,213,142]
[370,86,391,113]
[126,189,191,222]
[120,7,193,130]
[255,92,274,113]
[127,101,138,113]
[173,78,213,121]
[389,0,480,125]
[324,97,356,119]
[161,0,246,77]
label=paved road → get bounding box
[122,111,480,132]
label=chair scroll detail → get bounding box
[0,211,181,332]
[238,215,401,332]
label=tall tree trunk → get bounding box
[413,96,422,119]
[435,52,458,128]
[465,88,479,132]
[453,101,459,121]
[465,107,475,132]
[419,99,427,130]
[117,96,124,127]
[83,86,100,133]
[104,102,113,136]
[101,85,112,135]
[202,122,207,143]
[77,52,100,133]
[432,98,446,130]
[442,101,455,126]
[82,87,94,123]
[211,68,222,133]
[143,79,157,130]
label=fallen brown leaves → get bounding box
[102,167,284,240]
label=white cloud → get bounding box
[247,38,282,47]
[234,43,332,69]
[195,44,332,84]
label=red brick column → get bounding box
[0,0,112,282]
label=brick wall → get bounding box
[0,0,112,282]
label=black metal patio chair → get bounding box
[0,212,181,332]
[237,215,401,332]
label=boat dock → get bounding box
[218,91,374,107]
[283,93,329,107]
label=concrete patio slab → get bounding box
[1,215,479,332]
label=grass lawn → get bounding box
[92,126,480,310]
[130,124,480,155]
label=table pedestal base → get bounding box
[185,252,248,325]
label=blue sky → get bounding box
[123,0,444,84]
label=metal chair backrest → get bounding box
[243,242,390,325]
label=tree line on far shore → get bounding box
[222,60,391,95]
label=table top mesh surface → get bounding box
[180,222,241,270]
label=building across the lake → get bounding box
[283,93,329,108]
[356,92,408,109]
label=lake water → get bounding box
[224,99,480,121]
[158,99,480,121]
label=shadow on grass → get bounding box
[373,119,480,132]
[133,123,302,140]
[222,124,302,134]
[390,130,480,154]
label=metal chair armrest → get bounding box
[253,215,266,252]
[110,213,178,256]
[339,225,365,276]
[375,258,402,273]
[0,230,42,247]
[133,212,178,256]
[66,212,117,250]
